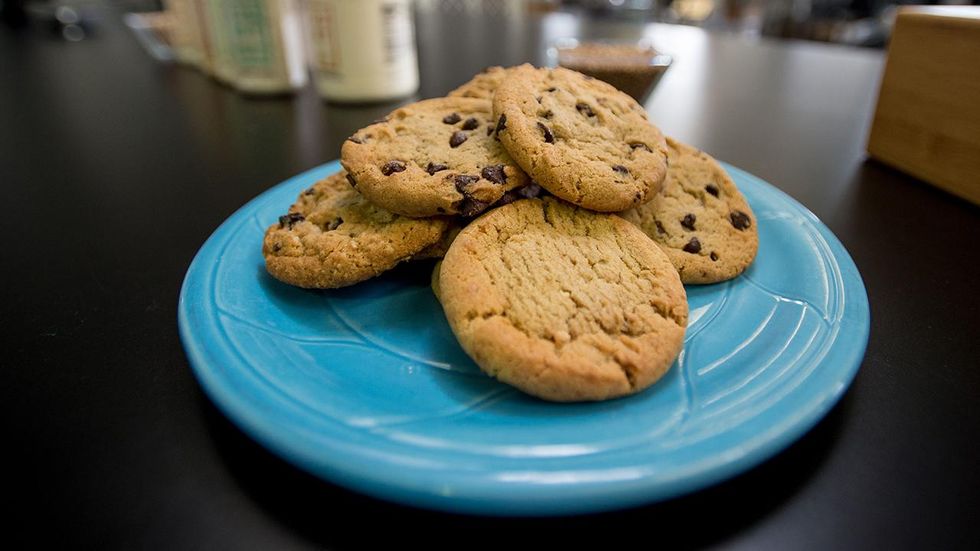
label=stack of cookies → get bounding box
[263,64,759,402]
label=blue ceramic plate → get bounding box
[179,159,869,516]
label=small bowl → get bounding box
[547,38,672,103]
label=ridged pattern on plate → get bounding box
[178,160,869,515]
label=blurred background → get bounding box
[2,0,978,51]
[3,0,975,104]
[3,0,975,198]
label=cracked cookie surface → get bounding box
[438,197,688,402]
[492,65,669,212]
[263,171,453,289]
[447,66,515,100]
[620,138,758,283]
[340,97,530,218]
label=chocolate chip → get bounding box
[452,176,489,216]
[683,237,702,254]
[710,252,719,261]
[443,112,461,124]
[487,125,494,136]
[436,207,446,214]
[495,182,542,208]
[453,174,480,193]
[629,142,652,152]
[492,193,519,208]
[346,173,358,188]
[655,220,666,234]
[612,164,630,176]
[681,213,696,230]
[706,184,720,197]
[381,160,406,176]
[347,135,363,144]
[426,162,449,175]
[494,114,507,135]
[461,117,479,130]
[272,242,282,252]
[326,217,343,231]
[517,183,541,198]
[576,103,595,117]
[278,212,304,229]
[535,96,542,103]
[458,197,490,217]
[481,164,507,184]
[730,210,751,230]
[303,186,316,196]
[537,122,554,143]
[546,86,557,92]
[449,131,468,148]
[541,110,553,119]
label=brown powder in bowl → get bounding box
[557,42,670,102]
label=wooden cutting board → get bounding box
[867,7,980,205]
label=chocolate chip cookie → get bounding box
[438,197,688,402]
[620,138,758,283]
[341,97,531,218]
[263,171,454,289]
[492,65,669,212]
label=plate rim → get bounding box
[178,160,870,516]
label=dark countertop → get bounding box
[3,5,978,549]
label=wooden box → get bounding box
[867,7,980,205]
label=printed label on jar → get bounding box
[307,0,340,73]
[381,1,413,67]
[227,0,282,76]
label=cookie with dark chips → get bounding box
[262,171,454,289]
[620,138,758,283]
[341,97,531,218]
[492,64,669,212]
